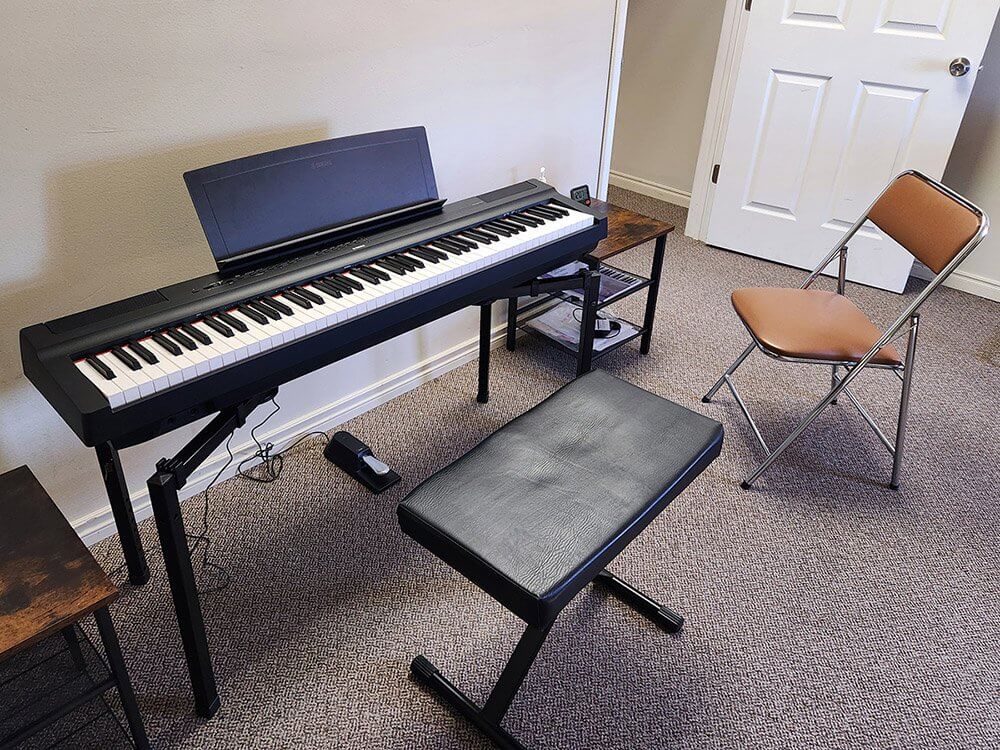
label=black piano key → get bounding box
[262,297,295,316]
[312,279,343,298]
[203,316,235,337]
[409,247,440,263]
[429,240,463,256]
[237,304,270,325]
[391,254,420,270]
[522,207,554,221]
[296,287,325,305]
[127,340,159,364]
[434,238,469,253]
[515,211,548,225]
[335,274,365,292]
[482,222,513,237]
[365,265,392,282]
[166,328,198,351]
[181,323,211,345]
[463,229,495,244]
[152,332,183,356]
[474,227,501,241]
[85,355,116,380]
[451,234,479,249]
[396,253,424,269]
[375,258,408,275]
[282,290,311,309]
[248,300,281,321]
[421,245,450,260]
[444,235,474,249]
[544,203,570,216]
[526,206,559,220]
[218,311,249,332]
[492,219,523,233]
[110,346,142,371]
[324,276,354,294]
[507,213,540,228]
[349,267,381,284]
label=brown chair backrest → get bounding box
[867,173,982,274]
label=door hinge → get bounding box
[745,0,752,11]
[711,164,721,184]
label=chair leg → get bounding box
[741,378,847,489]
[703,343,756,403]
[831,365,838,405]
[593,569,683,633]
[890,315,920,490]
[411,623,551,750]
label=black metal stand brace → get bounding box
[477,268,602,404]
[410,570,683,750]
[145,388,277,718]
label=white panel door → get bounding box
[706,0,999,291]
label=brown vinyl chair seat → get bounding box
[731,287,902,366]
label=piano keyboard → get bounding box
[74,203,594,409]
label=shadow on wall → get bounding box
[0,122,330,398]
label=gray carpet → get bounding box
[83,188,1000,749]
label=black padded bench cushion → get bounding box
[398,370,724,627]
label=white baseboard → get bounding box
[942,269,1000,302]
[75,324,509,546]
[608,170,692,208]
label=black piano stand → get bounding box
[477,266,601,404]
[147,389,276,718]
[96,442,150,587]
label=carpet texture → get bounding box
[80,188,1000,749]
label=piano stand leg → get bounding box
[505,297,518,352]
[96,442,150,586]
[477,302,492,404]
[576,270,601,376]
[145,389,276,719]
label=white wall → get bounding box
[943,14,1000,300]
[0,2,617,539]
[609,0,727,204]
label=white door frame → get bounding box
[684,0,751,241]
[597,0,629,201]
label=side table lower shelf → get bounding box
[519,300,646,362]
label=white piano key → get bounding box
[75,358,127,409]
[95,351,145,402]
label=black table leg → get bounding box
[94,607,150,750]
[576,271,600,376]
[640,235,666,355]
[96,442,150,586]
[477,301,492,404]
[505,297,518,351]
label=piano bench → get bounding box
[397,369,723,749]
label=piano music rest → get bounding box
[0,466,149,750]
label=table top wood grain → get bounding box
[588,199,675,262]
[0,465,117,660]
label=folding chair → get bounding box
[702,171,988,490]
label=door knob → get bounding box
[950,57,972,77]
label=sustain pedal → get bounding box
[324,431,400,494]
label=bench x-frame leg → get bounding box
[410,570,683,750]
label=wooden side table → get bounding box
[507,200,675,362]
[0,466,149,750]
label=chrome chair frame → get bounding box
[702,171,989,490]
